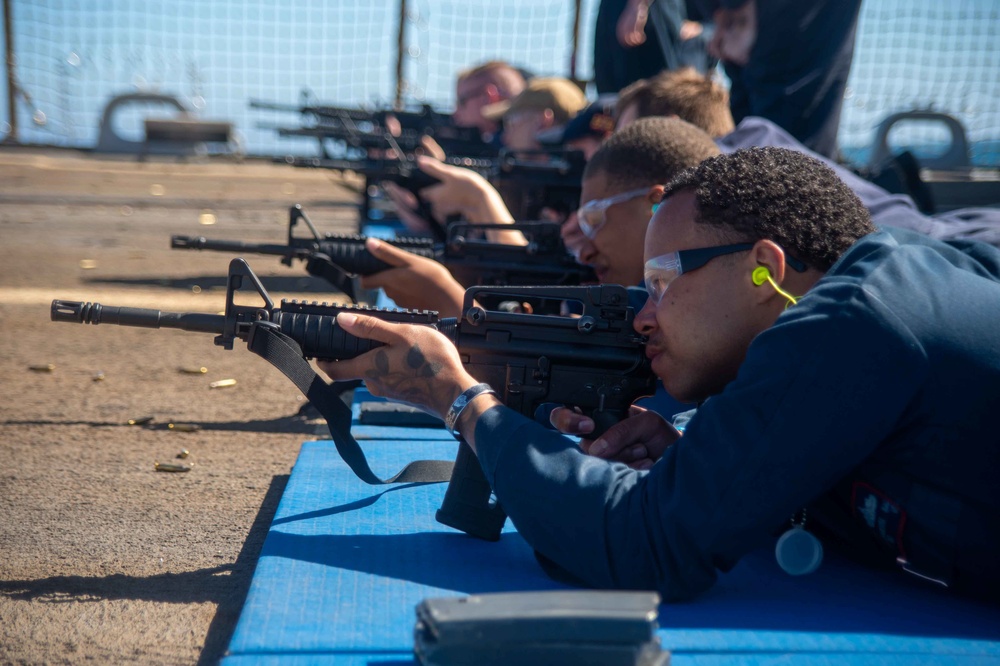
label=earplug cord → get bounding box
[752,266,799,307]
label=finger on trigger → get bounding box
[575,416,595,434]
[550,407,591,434]
[548,406,569,430]
[627,445,648,461]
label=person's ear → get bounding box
[748,240,791,305]
[647,185,665,207]
[483,83,501,104]
[750,239,786,275]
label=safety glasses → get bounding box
[577,188,651,239]
[644,243,806,304]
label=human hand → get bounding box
[709,0,756,66]
[382,114,403,138]
[416,155,495,221]
[617,0,650,48]
[358,237,466,317]
[315,312,477,420]
[417,157,524,244]
[538,206,569,225]
[680,20,703,41]
[549,405,680,470]
[419,135,447,162]
[382,181,434,235]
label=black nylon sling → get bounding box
[246,321,454,485]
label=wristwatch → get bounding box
[444,383,497,434]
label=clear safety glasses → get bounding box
[577,188,651,239]
[643,243,807,304]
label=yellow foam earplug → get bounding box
[752,266,771,286]
[752,266,798,307]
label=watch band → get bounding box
[444,383,497,433]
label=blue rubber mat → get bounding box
[225,439,561,661]
[224,439,1000,664]
[222,653,1000,666]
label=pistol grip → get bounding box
[436,439,506,541]
[589,408,628,440]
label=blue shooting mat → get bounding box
[224,438,1000,665]
[224,439,564,664]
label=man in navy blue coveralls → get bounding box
[694,0,862,159]
[320,147,1000,601]
[614,70,1000,250]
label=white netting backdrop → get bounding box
[2,0,997,165]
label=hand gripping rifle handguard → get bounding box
[171,206,596,302]
[51,258,655,541]
[171,204,437,301]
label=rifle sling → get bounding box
[246,322,455,485]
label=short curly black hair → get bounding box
[664,147,876,271]
[584,116,721,191]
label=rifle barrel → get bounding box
[51,300,226,334]
[171,235,302,257]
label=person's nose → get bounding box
[561,214,587,258]
[634,296,657,336]
[576,238,598,265]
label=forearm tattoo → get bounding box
[365,344,444,408]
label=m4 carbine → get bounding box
[51,258,655,541]
[252,97,498,180]
[251,98,478,141]
[277,155,496,241]
[494,148,585,223]
[270,123,497,161]
[171,205,596,301]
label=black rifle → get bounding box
[51,258,655,541]
[270,124,498,161]
[279,150,586,238]
[252,98,464,136]
[252,98,497,160]
[277,153,496,198]
[255,95,497,236]
[171,206,596,302]
[279,154,496,241]
[493,148,585,223]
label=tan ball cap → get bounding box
[481,77,588,125]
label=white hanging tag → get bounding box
[775,517,823,576]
